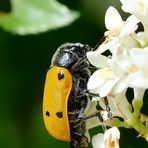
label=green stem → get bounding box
[106,118,129,128]
[126,113,148,141]
[132,99,143,117]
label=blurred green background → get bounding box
[0,0,148,148]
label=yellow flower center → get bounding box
[98,67,115,80]
[127,64,138,73]
[105,31,117,40]
[138,1,145,12]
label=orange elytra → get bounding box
[43,66,72,142]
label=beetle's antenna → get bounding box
[93,36,106,51]
[85,90,100,97]
[69,56,87,72]
[70,37,106,72]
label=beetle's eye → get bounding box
[58,72,64,80]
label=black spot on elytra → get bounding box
[56,112,63,118]
[46,111,50,117]
[58,72,64,80]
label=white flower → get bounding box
[87,67,120,97]
[86,52,127,97]
[97,6,139,57]
[115,47,148,88]
[88,47,148,92]
[120,0,148,32]
[92,127,120,148]
[87,45,148,98]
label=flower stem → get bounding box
[132,99,143,117]
[126,112,148,141]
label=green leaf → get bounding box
[0,0,79,35]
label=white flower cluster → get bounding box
[86,0,148,147]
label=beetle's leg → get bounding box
[86,91,112,119]
[80,110,103,121]
[70,110,107,132]
[104,97,112,119]
[81,110,107,132]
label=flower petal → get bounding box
[114,93,132,118]
[87,70,105,90]
[86,51,109,68]
[92,133,104,148]
[104,126,120,142]
[112,78,127,94]
[104,127,120,148]
[134,88,145,99]
[120,15,139,36]
[130,48,148,74]
[98,38,120,56]
[120,0,148,32]
[99,78,119,97]
[126,71,148,88]
[115,55,133,73]
[105,6,123,31]
[120,0,144,14]
[108,58,125,77]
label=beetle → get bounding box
[43,43,111,148]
